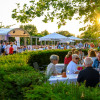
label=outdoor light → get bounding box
[13,30,15,33]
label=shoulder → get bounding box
[94,58,98,62]
[47,63,54,67]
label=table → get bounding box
[55,63,64,73]
[49,74,78,84]
[55,63,84,73]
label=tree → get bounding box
[20,24,38,36]
[12,0,100,28]
[56,30,74,37]
[40,30,50,36]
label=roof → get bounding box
[39,33,69,41]
[0,28,30,37]
[68,36,82,40]
[0,28,14,35]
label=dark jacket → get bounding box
[77,67,99,87]
[93,59,99,68]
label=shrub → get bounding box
[27,49,88,68]
[0,53,46,100]
[0,49,89,99]
[24,82,100,100]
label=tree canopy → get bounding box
[12,0,100,28]
[56,30,74,37]
[20,24,38,36]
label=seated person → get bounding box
[74,50,79,55]
[64,51,72,72]
[88,50,97,62]
[66,54,79,74]
[77,57,99,87]
[93,52,100,71]
[78,49,84,64]
[46,54,59,76]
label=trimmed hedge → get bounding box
[0,54,46,100]
[1,49,98,100]
[27,49,88,68]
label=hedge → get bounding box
[27,49,88,68]
[1,49,99,100]
[0,54,46,99]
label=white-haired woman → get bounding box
[66,54,79,74]
[46,54,59,76]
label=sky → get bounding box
[0,0,85,36]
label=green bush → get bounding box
[27,49,88,67]
[24,82,100,100]
[0,53,46,100]
[0,49,91,100]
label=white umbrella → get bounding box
[69,36,82,40]
[60,40,75,43]
[39,33,70,41]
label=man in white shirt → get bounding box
[66,54,79,74]
[13,43,17,54]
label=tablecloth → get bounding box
[49,74,78,84]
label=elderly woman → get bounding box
[46,54,59,76]
[66,54,79,74]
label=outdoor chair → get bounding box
[33,62,45,73]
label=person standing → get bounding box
[9,45,13,55]
[6,42,11,55]
[0,43,2,55]
[79,41,83,48]
[77,57,99,87]
[13,43,17,54]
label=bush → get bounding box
[27,49,88,68]
[0,53,46,100]
[0,49,89,99]
[24,82,100,100]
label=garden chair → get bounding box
[33,62,45,73]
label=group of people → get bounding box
[57,42,99,50]
[0,42,17,55]
[46,48,100,87]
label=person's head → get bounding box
[50,54,59,65]
[88,50,96,57]
[97,52,100,61]
[72,54,79,64]
[74,50,79,55]
[65,51,72,58]
[11,45,13,47]
[71,48,76,54]
[84,57,93,67]
[78,48,82,53]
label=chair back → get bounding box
[33,62,40,71]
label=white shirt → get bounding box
[13,45,17,51]
[46,63,58,76]
[6,45,10,54]
[66,61,78,74]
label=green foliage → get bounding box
[0,49,99,100]
[24,82,100,100]
[20,24,38,36]
[27,49,88,68]
[40,30,50,35]
[56,30,74,37]
[12,0,100,29]
[0,53,46,99]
